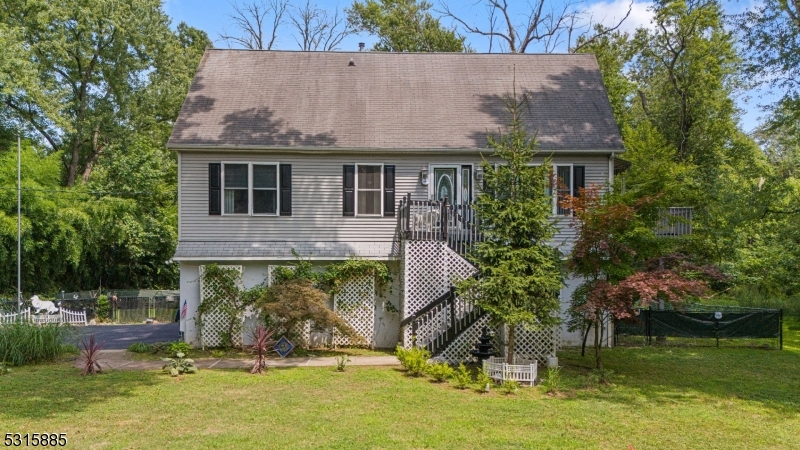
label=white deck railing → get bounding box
[0,307,87,326]
[656,207,693,236]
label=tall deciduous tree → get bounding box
[456,86,563,364]
[219,0,289,50]
[438,0,632,53]
[0,0,186,186]
[347,0,467,52]
[738,0,800,123]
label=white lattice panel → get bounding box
[438,314,492,364]
[199,265,243,348]
[499,324,560,364]
[400,241,478,348]
[443,245,478,283]
[333,275,375,346]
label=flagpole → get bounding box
[17,135,22,314]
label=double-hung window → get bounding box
[252,164,278,215]
[224,163,249,214]
[356,164,382,216]
[222,162,279,215]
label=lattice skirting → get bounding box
[333,275,375,346]
[199,265,244,348]
[400,240,477,348]
[496,323,561,365]
[437,314,492,364]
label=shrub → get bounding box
[453,363,472,389]
[395,345,430,377]
[96,295,110,322]
[210,349,226,358]
[426,361,454,382]
[0,322,73,366]
[475,368,493,393]
[128,342,154,353]
[335,354,351,372]
[501,379,520,394]
[80,334,104,375]
[168,341,192,356]
[542,366,562,394]
[162,352,197,376]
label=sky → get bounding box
[163,0,775,133]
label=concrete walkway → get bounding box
[76,350,400,371]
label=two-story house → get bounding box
[168,50,625,362]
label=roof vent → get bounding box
[358,42,365,51]
[348,58,355,66]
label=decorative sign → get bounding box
[714,311,723,320]
[274,336,294,358]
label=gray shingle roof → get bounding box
[168,50,623,151]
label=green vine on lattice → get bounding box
[273,251,397,314]
[197,264,265,348]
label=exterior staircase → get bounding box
[398,195,487,360]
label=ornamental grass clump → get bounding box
[475,368,493,393]
[80,334,104,375]
[542,366,562,394]
[0,322,72,366]
[247,326,275,374]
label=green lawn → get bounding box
[2,323,799,449]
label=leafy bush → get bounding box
[475,368,493,393]
[335,354,351,372]
[501,379,520,394]
[128,342,154,353]
[96,295,110,322]
[162,352,197,376]
[395,345,430,377]
[0,322,73,366]
[453,363,472,389]
[542,366,562,394]
[426,361,454,382]
[168,341,192,356]
[80,334,104,375]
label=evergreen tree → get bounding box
[456,85,563,364]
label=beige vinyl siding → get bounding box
[178,151,610,249]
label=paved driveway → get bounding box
[77,322,180,349]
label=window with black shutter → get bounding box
[573,165,585,197]
[343,165,355,216]
[209,163,221,215]
[384,165,395,216]
[279,164,292,216]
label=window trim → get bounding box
[221,161,280,217]
[354,163,384,217]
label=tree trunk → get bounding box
[66,137,81,187]
[581,322,592,357]
[594,309,603,370]
[507,324,515,364]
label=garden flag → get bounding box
[181,300,187,319]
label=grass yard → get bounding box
[2,322,799,449]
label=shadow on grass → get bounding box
[0,363,162,420]
[559,322,800,414]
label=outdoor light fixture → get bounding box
[420,167,429,185]
[475,166,484,181]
